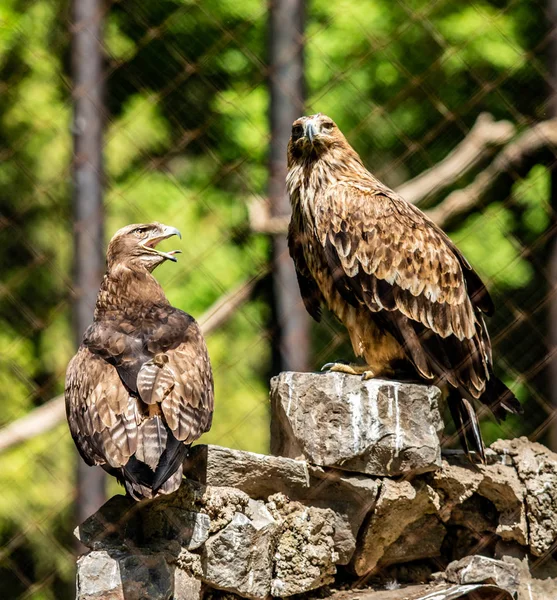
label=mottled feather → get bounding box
[286,114,521,460]
[65,223,214,499]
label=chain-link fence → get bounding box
[1,0,556,597]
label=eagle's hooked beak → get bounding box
[305,121,317,144]
[142,225,182,262]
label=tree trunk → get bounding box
[268,0,310,373]
[71,0,106,525]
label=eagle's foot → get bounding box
[321,362,374,378]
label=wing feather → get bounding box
[65,347,138,468]
[313,181,492,397]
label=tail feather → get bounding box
[484,376,522,422]
[448,396,486,463]
[117,415,189,500]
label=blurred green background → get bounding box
[0,0,554,597]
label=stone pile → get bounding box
[75,372,557,599]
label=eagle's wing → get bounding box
[136,318,214,443]
[65,346,138,469]
[288,217,323,321]
[313,181,493,398]
[70,311,213,497]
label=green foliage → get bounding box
[0,0,552,597]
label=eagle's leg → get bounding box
[320,361,376,378]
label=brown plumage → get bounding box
[65,223,213,499]
[286,113,521,460]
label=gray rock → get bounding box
[119,553,174,600]
[75,495,139,550]
[352,479,441,576]
[430,453,528,547]
[492,437,557,556]
[380,514,446,566]
[201,505,278,599]
[445,555,519,594]
[186,443,379,564]
[270,372,443,477]
[323,583,514,599]
[185,444,311,497]
[268,493,338,597]
[143,508,210,550]
[76,550,174,600]
[76,551,123,600]
[173,568,203,600]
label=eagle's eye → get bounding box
[133,226,150,238]
[292,125,303,140]
[321,121,334,133]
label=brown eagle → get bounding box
[286,113,521,460]
[65,223,214,499]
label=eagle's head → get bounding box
[287,113,348,164]
[107,222,182,272]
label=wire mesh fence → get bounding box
[1,0,556,597]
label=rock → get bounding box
[200,503,278,599]
[143,508,210,550]
[76,551,123,600]
[147,478,251,536]
[118,553,174,599]
[75,495,139,550]
[492,437,557,556]
[430,454,528,547]
[494,540,557,600]
[76,550,174,600]
[352,479,441,576]
[186,444,379,564]
[270,372,443,477]
[268,494,337,597]
[380,514,446,566]
[185,444,311,497]
[444,555,519,594]
[325,582,514,599]
[173,568,203,600]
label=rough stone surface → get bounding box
[186,444,311,497]
[352,479,441,575]
[380,514,446,566]
[143,508,210,550]
[75,494,139,550]
[268,494,338,597]
[118,553,174,599]
[444,555,519,594]
[186,444,379,564]
[270,372,443,477]
[430,453,527,548]
[325,583,514,599]
[201,504,278,599]
[173,568,203,600]
[76,550,174,600]
[76,551,123,600]
[493,436,557,556]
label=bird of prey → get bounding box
[286,113,521,460]
[65,223,213,499]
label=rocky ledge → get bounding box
[75,373,557,600]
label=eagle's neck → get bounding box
[95,264,169,319]
[287,144,372,221]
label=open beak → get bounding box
[141,225,182,262]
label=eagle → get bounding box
[65,223,214,499]
[286,113,521,460]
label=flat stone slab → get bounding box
[325,583,514,600]
[270,372,443,477]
